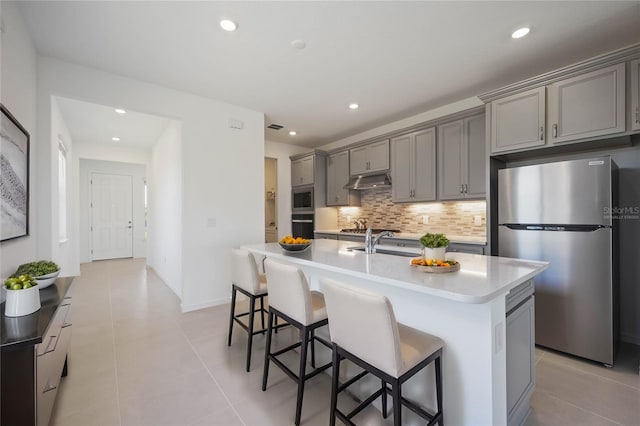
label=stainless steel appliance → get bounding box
[498,157,617,365]
[292,186,314,212]
[292,213,314,240]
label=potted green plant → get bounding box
[3,275,41,317]
[419,233,450,260]
[12,261,60,289]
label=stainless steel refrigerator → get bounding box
[498,157,617,365]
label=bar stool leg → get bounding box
[310,328,316,368]
[381,379,388,418]
[262,311,275,391]
[392,381,402,426]
[329,346,340,426]
[259,296,266,334]
[246,295,256,372]
[295,327,310,426]
[227,286,237,346]
[435,356,444,426]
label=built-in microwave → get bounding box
[292,186,314,212]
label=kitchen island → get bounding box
[241,239,548,426]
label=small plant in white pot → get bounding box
[4,275,41,317]
[419,233,450,261]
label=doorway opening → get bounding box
[265,157,278,242]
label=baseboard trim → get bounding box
[146,265,181,299]
[181,297,230,313]
[620,332,640,346]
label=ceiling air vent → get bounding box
[267,124,283,130]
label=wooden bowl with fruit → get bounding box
[278,236,312,252]
[410,257,460,273]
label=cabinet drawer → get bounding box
[36,350,60,426]
[37,304,70,356]
[447,243,484,255]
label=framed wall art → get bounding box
[1,104,30,242]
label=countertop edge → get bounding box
[314,229,487,246]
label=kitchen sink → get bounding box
[346,246,418,257]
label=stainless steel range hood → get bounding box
[343,173,392,190]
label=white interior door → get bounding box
[91,173,133,260]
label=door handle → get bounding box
[128,225,132,229]
[43,384,58,394]
[636,107,639,124]
[41,335,57,355]
[553,123,558,138]
[540,126,544,140]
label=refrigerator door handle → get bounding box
[502,224,607,232]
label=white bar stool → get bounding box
[227,248,269,372]
[321,278,444,426]
[262,259,332,426]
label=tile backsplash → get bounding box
[336,188,486,238]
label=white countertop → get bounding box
[314,229,487,245]
[241,239,547,304]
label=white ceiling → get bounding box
[18,1,640,148]
[55,97,171,149]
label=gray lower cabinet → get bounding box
[631,59,640,131]
[438,114,486,200]
[447,242,485,255]
[314,232,338,240]
[391,128,436,203]
[326,151,359,206]
[490,87,546,154]
[337,234,364,243]
[350,139,390,175]
[505,280,535,426]
[547,63,626,143]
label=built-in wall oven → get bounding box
[292,213,314,240]
[292,186,314,212]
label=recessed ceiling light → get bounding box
[111,137,120,142]
[511,27,530,39]
[220,19,237,32]
[289,131,297,136]
[349,103,359,110]
[291,39,306,50]
[114,108,126,114]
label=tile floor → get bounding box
[51,258,640,426]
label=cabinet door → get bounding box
[438,120,464,200]
[391,134,413,202]
[631,59,640,131]
[300,156,314,185]
[350,145,369,175]
[291,158,304,186]
[413,128,436,201]
[465,114,486,198]
[491,87,546,153]
[548,63,625,143]
[506,296,535,424]
[327,151,350,206]
[367,139,390,172]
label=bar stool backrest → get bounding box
[264,259,313,325]
[321,278,403,377]
[231,249,262,295]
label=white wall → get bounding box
[264,140,307,237]
[318,97,483,152]
[36,57,264,312]
[75,141,150,166]
[148,121,182,297]
[50,97,79,276]
[78,159,147,263]
[0,2,38,281]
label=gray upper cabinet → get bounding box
[438,114,486,200]
[547,63,626,143]
[391,128,436,203]
[326,151,359,206]
[291,155,314,186]
[631,59,640,131]
[350,139,390,175]
[490,87,546,154]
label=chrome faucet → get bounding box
[364,227,394,254]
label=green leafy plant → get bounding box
[11,261,60,278]
[419,233,450,248]
[4,274,38,290]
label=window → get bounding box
[58,137,67,242]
